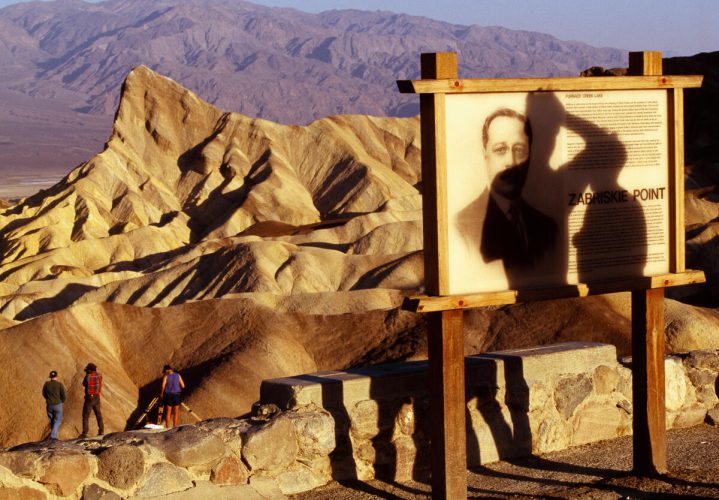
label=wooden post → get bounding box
[420,52,467,499]
[631,287,667,474]
[428,309,466,499]
[628,51,668,475]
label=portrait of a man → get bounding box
[455,107,557,285]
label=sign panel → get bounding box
[446,90,669,294]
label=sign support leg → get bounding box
[428,309,467,499]
[631,287,667,474]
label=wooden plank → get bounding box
[428,309,467,499]
[420,53,454,295]
[396,75,703,94]
[631,287,667,474]
[668,88,686,272]
[402,270,706,312]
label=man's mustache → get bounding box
[494,161,529,185]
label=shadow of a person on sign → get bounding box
[524,91,647,287]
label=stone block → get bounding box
[477,342,618,382]
[133,463,193,497]
[242,415,298,473]
[466,404,528,465]
[38,450,91,497]
[157,426,226,469]
[210,456,248,486]
[260,361,428,411]
[97,444,145,489]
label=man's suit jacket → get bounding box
[456,190,557,274]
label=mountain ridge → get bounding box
[0,0,626,181]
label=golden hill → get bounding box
[1,66,718,446]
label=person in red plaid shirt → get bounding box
[79,362,104,438]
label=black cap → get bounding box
[84,363,97,372]
[49,370,58,378]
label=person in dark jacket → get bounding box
[160,364,185,428]
[42,370,66,440]
[80,362,104,438]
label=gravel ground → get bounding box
[292,424,719,499]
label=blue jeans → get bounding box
[46,403,63,439]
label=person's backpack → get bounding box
[86,372,102,396]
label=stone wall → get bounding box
[1,342,718,498]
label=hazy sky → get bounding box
[0,0,716,56]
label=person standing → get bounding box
[42,370,66,440]
[160,365,185,428]
[80,363,104,438]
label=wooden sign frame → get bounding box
[398,52,705,499]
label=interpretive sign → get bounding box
[446,90,670,293]
[398,52,705,500]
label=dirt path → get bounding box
[293,424,719,498]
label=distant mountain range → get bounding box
[0,0,627,182]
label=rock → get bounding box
[251,403,281,423]
[706,405,719,426]
[0,485,47,500]
[694,384,719,408]
[593,365,620,394]
[349,399,383,439]
[554,374,593,419]
[506,379,550,413]
[275,463,328,495]
[572,402,622,446]
[210,456,248,486]
[0,451,39,478]
[685,366,717,387]
[616,399,632,415]
[665,357,689,411]
[97,444,145,489]
[198,419,251,459]
[392,435,426,482]
[38,450,91,497]
[673,403,707,428]
[242,415,298,473]
[395,401,415,437]
[158,426,225,468]
[248,475,286,499]
[665,303,719,352]
[535,415,569,454]
[288,411,335,458]
[81,483,122,500]
[144,481,265,500]
[685,349,719,371]
[132,463,193,497]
